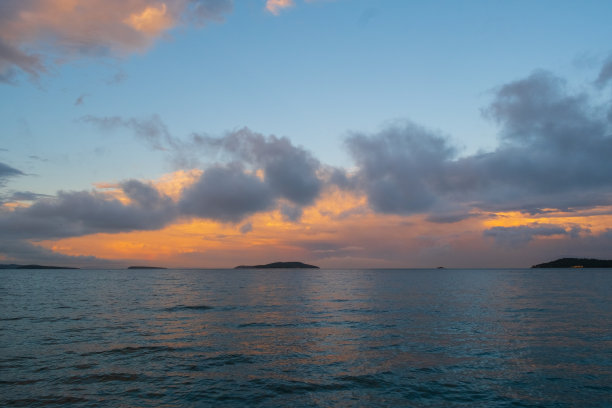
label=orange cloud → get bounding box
[124,3,174,36]
[24,168,612,269]
[32,181,475,267]
[266,0,295,15]
[33,200,612,268]
[0,0,232,80]
[483,207,612,235]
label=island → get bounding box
[0,264,79,269]
[235,261,319,269]
[127,266,168,269]
[531,258,612,268]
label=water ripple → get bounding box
[164,304,214,312]
[61,372,147,384]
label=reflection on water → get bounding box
[1,268,611,407]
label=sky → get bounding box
[1,0,612,268]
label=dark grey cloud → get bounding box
[346,68,612,218]
[84,118,325,217]
[345,122,455,214]
[595,56,612,88]
[179,163,274,223]
[425,211,476,224]
[0,161,24,178]
[120,179,174,211]
[279,203,303,222]
[193,128,323,206]
[8,191,51,201]
[2,124,324,248]
[0,181,177,240]
[0,161,24,187]
[484,225,568,247]
[0,239,116,268]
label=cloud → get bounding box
[266,0,295,15]
[239,222,253,234]
[345,68,612,218]
[345,122,455,214]
[595,55,612,88]
[279,202,303,222]
[105,70,128,85]
[0,38,45,83]
[193,128,323,205]
[0,239,116,268]
[484,224,568,247]
[74,94,88,106]
[81,114,177,152]
[425,211,476,224]
[0,161,24,187]
[84,117,325,210]
[5,59,612,266]
[120,179,175,211]
[0,0,233,82]
[0,181,177,240]
[6,191,52,202]
[7,120,326,240]
[179,163,274,222]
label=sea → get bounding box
[1,268,610,407]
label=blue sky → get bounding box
[1,0,612,267]
[4,0,611,192]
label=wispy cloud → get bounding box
[74,94,88,106]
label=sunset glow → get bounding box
[1,0,612,268]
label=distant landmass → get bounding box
[532,258,612,268]
[127,266,168,269]
[0,264,79,269]
[235,261,319,269]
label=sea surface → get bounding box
[1,268,610,407]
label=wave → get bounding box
[0,316,30,321]
[80,345,178,357]
[0,378,43,385]
[61,372,146,384]
[204,353,254,367]
[164,304,214,312]
[1,395,89,406]
[248,373,392,396]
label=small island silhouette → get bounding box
[235,261,319,269]
[531,258,612,268]
[0,264,79,269]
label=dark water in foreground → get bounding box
[1,268,610,407]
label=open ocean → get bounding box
[1,268,610,407]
